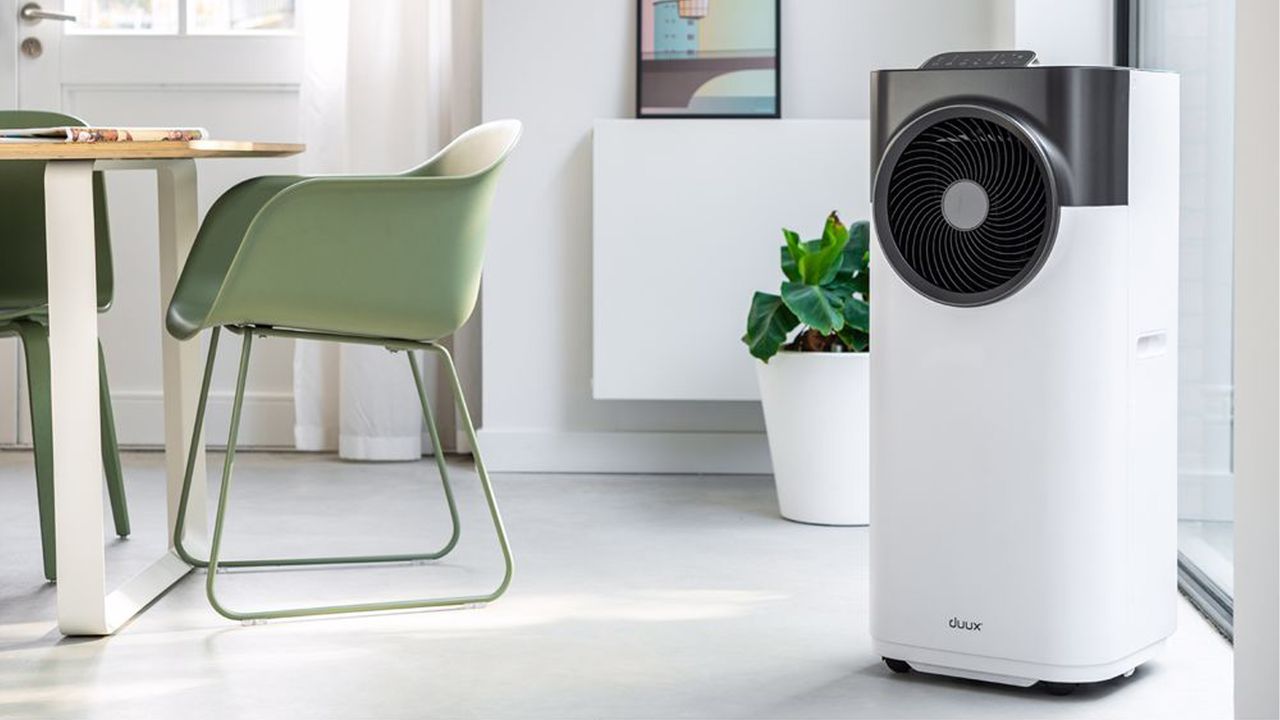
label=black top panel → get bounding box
[870,66,1130,206]
[920,50,1037,69]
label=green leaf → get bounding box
[834,221,870,284]
[799,230,848,285]
[852,271,870,299]
[768,213,871,352]
[780,245,800,282]
[783,229,803,268]
[823,211,849,246]
[836,295,869,352]
[743,292,799,361]
[848,221,870,265]
[836,290,869,352]
[784,219,847,285]
[837,327,869,352]
[842,296,870,334]
[827,277,858,298]
[781,282,845,335]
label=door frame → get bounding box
[0,1,18,444]
[1232,0,1279,715]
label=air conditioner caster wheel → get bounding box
[1042,682,1078,696]
[883,658,912,674]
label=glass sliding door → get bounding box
[1134,0,1236,635]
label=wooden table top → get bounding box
[0,140,304,160]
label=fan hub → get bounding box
[942,179,989,231]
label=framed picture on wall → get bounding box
[636,0,781,118]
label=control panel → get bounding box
[920,51,1038,70]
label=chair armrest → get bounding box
[168,175,307,338]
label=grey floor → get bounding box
[0,450,1233,720]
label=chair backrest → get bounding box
[0,110,113,312]
[384,119,523,337]
[406,119,524,179]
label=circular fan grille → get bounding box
[875,108,1058,306]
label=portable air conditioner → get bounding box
[868,52,1179,692]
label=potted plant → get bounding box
[743,211,870,525]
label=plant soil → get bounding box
[785,328,851,353]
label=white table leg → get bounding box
[49,160,199,636]
[156,159,208,554]
[45,161,109,634]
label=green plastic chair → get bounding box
[168,119,522,621]
[0,110,130,582]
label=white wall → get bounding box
[479,0,1008,472]
[1233,1,1279,715]
[1013,0,1114,65]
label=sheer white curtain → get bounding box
[294,0,461,459]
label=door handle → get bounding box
[20,2,77,23]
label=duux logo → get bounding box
[948,617,982,632]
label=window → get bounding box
[188,0,295,33]
[65,0,294,34]
[67,0,179,33]
[1130,0,1236,636]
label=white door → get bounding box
[0,0,304,447]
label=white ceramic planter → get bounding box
[756,351,869,526]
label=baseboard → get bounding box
[108,390,295,448]
[474,429,772,474]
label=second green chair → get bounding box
[0,110,130,582]
[168,119,522,621]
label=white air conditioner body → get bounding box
[869,62,1179,688]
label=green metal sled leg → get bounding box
[173,329,461,570]
[173,326,514,621]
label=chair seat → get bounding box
[0,307,39,324]
[0,301,112,325]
